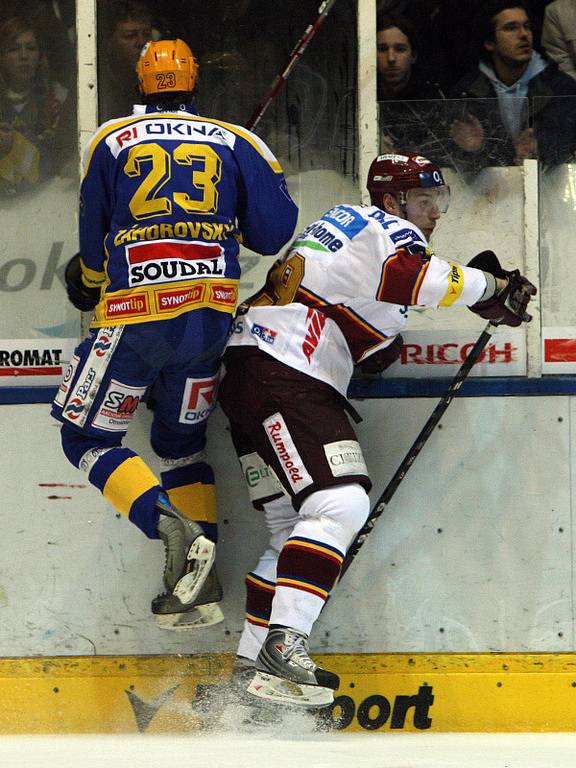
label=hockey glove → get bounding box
[467,250,536,327]
[358,335,403,376]
[64,253,101,312]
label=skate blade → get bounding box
[172,536,215,604]
[155,602,224,630]
[247,671,334,708]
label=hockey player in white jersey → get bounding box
[217,152,536,709]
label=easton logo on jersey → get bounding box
[125,240,225,287]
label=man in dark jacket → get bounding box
[377,13,452,166]
[449,0,576,171]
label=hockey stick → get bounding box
[245,0,339,132]
[338,320,497,582]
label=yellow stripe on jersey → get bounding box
[439,263,465,307]
[167,483,217,524]
[103,456,159,516]
[83,113,283,177]
[89,279,239,328]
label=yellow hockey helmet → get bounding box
[136,39,198,96]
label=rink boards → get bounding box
[2,653,576,734]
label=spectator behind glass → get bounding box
[98,0,154,122]
[377,14,452,167]
[0,15,72,196]
[3,1,76,87]
[542,0,576,80]
[449,0,576,172]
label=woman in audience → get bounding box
[0,15,73,194]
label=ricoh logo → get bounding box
[401,342,516,365]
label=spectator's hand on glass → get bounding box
[514,127,537,164]
[0,123,14,157]
[450,115,484,153]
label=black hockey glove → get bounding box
[358,335,403,376]
[467,250,536,327]
[64,253,101,312]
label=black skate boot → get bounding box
[151,492,221,629]
[248,625,339,708]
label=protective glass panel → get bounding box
[535,96,576,373]
[377,97,529,379]
[0,2,79,388]
[96,0,357,303]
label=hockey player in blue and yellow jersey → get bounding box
[51,39,298,629]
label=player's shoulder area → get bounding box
[358,204,429,247]
[199,114,282,171]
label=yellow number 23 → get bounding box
[124,142,222,220]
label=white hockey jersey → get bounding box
[227,204,487,396]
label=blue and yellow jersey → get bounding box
[79,104,298,327]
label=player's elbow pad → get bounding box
[64,253,101,312]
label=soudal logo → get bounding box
[401,342,517,365]
[0,347,63,375]
[158,285,205,311]
[302,308,327,363]
[105,294,149,319]
[126,241,225,286]
[210,284,236,305]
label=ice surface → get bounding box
[2,733,576,768]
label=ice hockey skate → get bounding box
[151,492,222,629]
[248,626,339,708]
[193,656,281,730]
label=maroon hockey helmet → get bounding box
[367,152,448,210]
